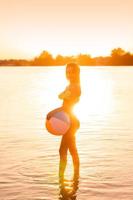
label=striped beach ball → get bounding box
[45,108,71,136]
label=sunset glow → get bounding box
[0,0,133,59]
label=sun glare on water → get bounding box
[73,69,114,122]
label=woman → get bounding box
[58,63,81,181]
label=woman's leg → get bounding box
[59,136,68,179]
[68,136,80,179]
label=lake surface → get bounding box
[0,66,133,200]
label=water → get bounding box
[0,66,133,200]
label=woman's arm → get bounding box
[58,87,71,100]
[58,84,81,100]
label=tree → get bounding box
[32,50,54,66]
[111,48,126,57]
[77,54,94,65]
[55,55,66,65]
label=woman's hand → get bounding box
[58,89,71,100]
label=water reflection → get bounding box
[59,177,79,200]
[1,67,133,200]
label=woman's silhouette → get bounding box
[58,63,81,182]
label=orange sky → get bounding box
[0,0,133,59]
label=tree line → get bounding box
[0,48,133,66]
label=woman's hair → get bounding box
[66,62,80,72]
[66,63,80,83]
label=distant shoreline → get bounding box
[0,48,133,66]
[1,65,133,68]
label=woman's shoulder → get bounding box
[69,83,80,88]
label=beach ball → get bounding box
[45,108,71,136]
